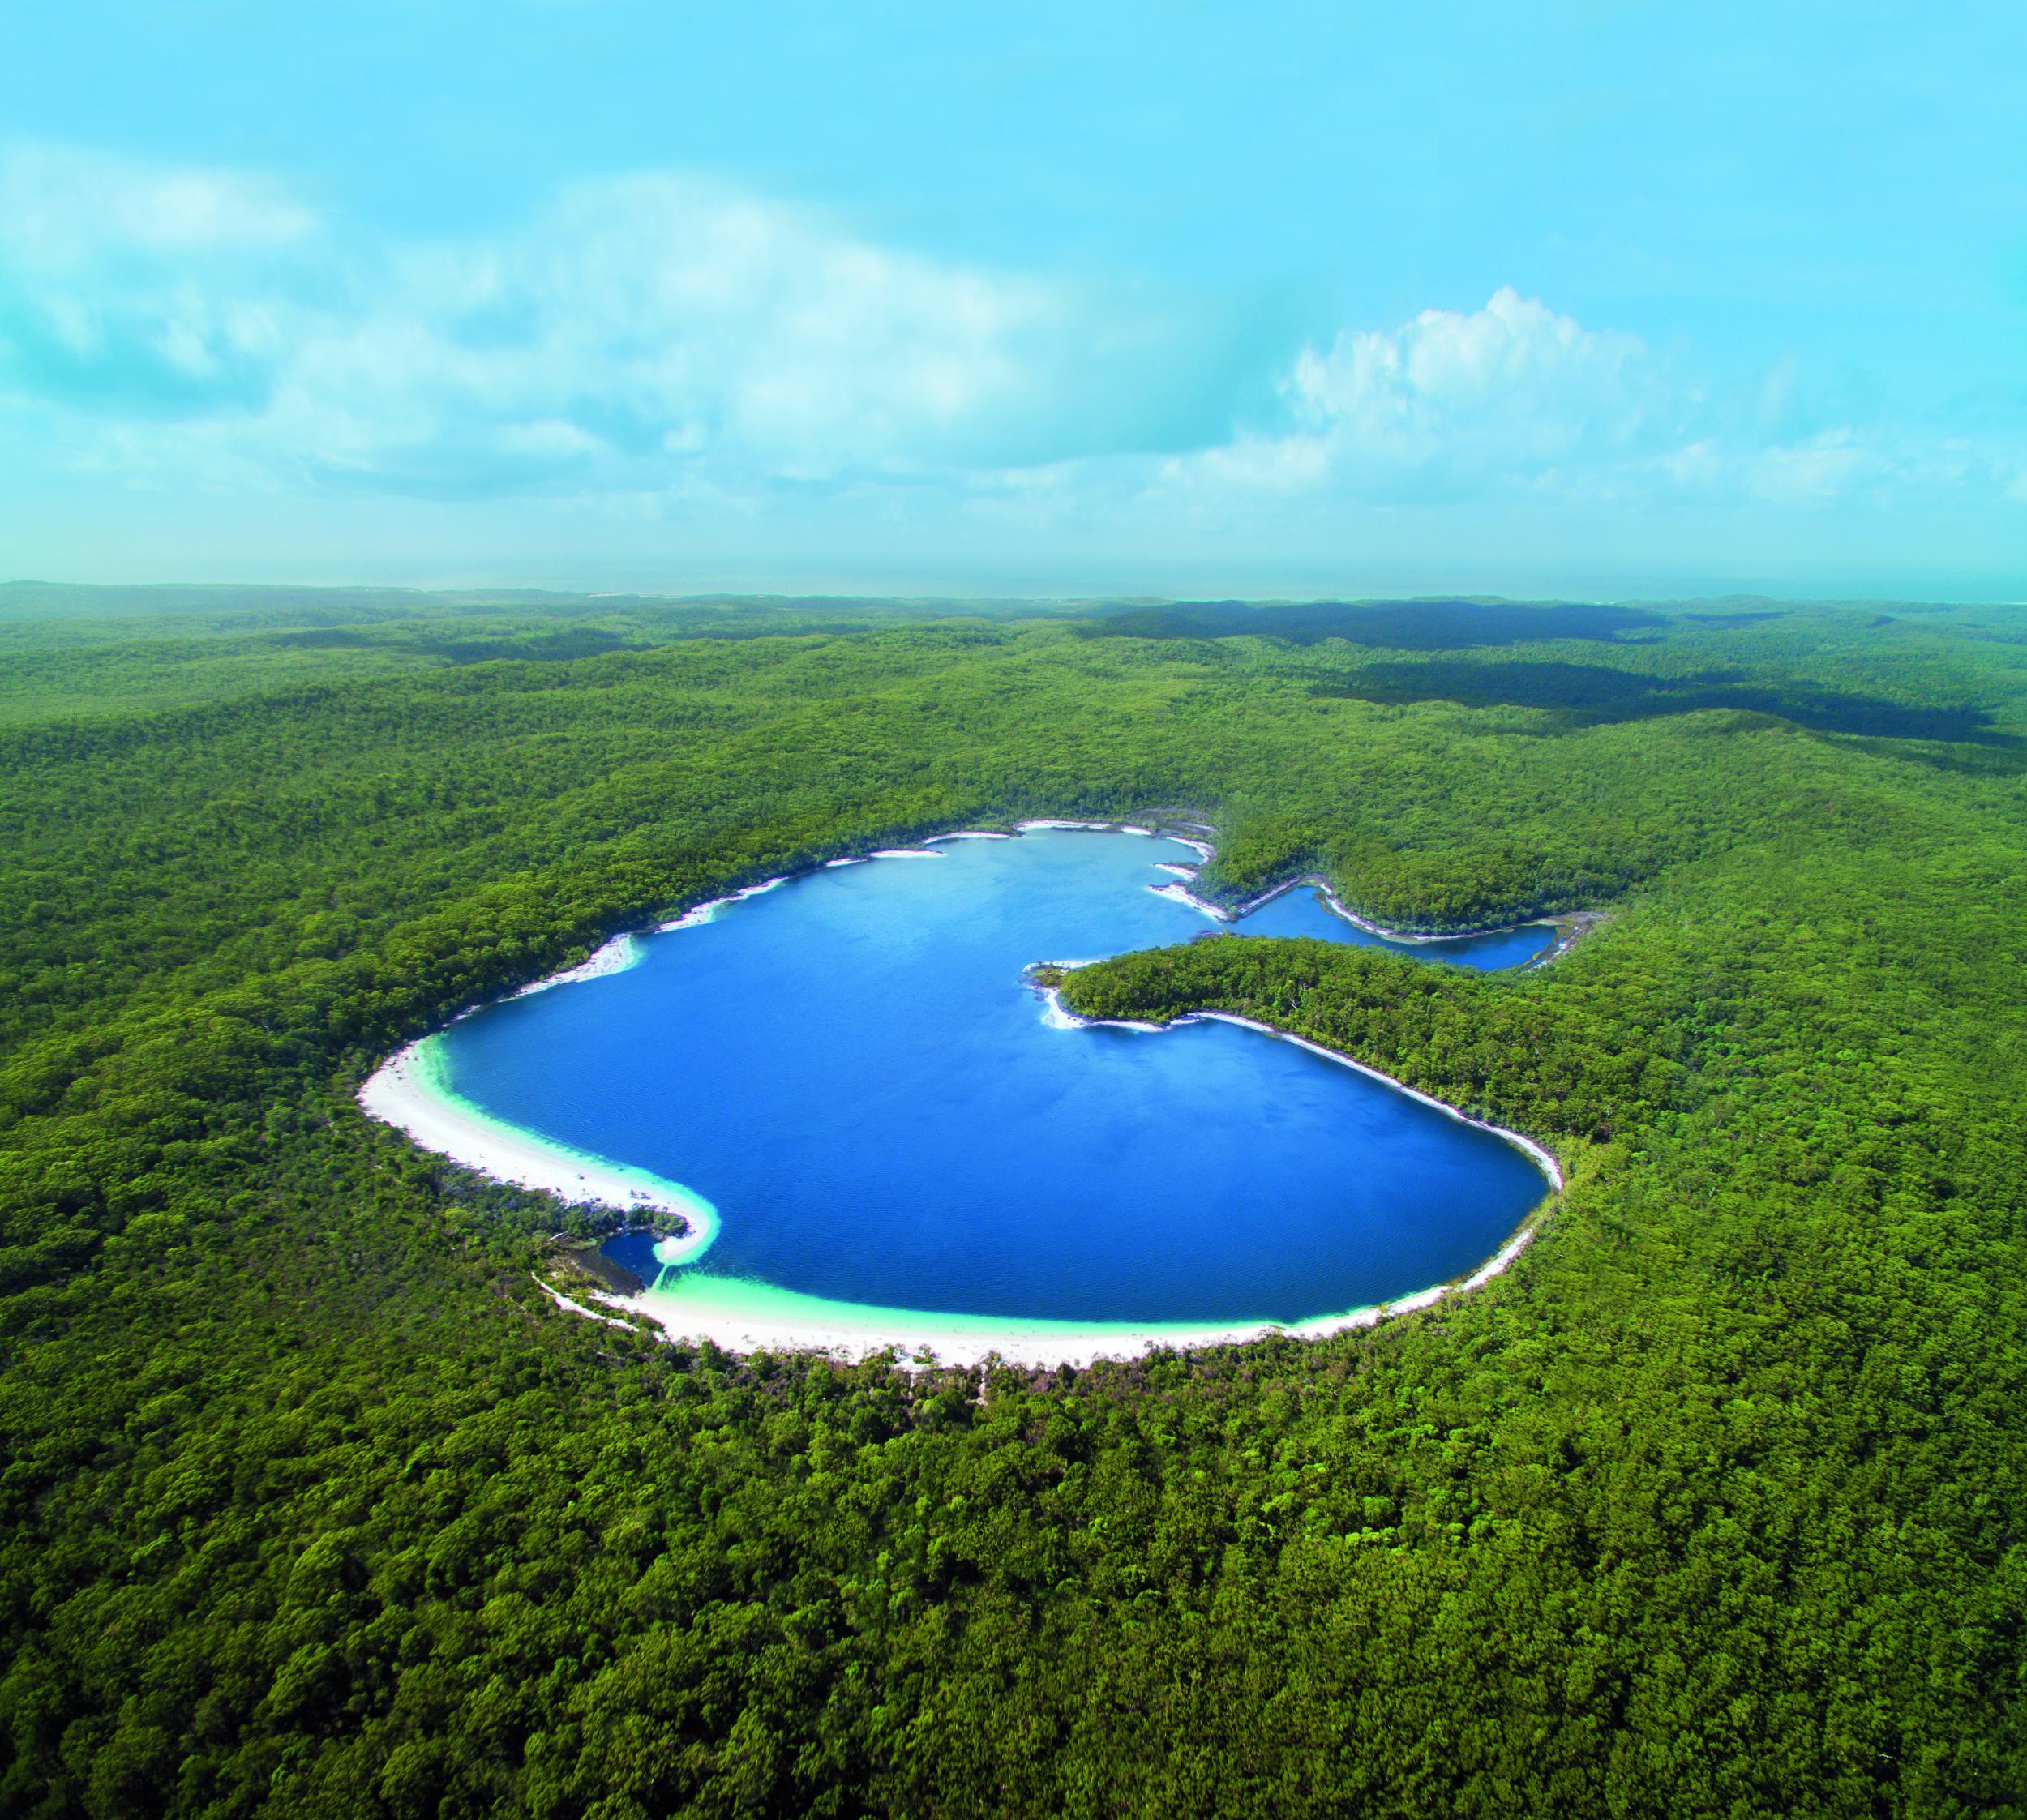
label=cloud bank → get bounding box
[0,143,1258,499]
[1,140,2021,538]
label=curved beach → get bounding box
[603,1268,1402,1369]
[361,1035,722,1262]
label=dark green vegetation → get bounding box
[3,585,2026,1818]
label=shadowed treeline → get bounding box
[1309,658,2015,744]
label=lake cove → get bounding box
[1232,882,1558,969]
[364,829,1557,1364]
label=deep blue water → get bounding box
[436,832,1551,1325]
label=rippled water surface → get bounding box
[435,831,1551,1325]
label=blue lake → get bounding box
[431,830,1553,1329]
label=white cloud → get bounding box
[0,143,2019,530]
[1163,288,1682,504]
[1155,288,2027,524]
[0,148,1241,494]
[1294,286,1658,452]
[0,142,315,263]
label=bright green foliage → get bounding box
[2,591,2025,1817]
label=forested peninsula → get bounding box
[3,586,2025,1816]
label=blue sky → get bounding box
[2,2,2022,597]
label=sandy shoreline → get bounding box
[599,1269,1407,1370]
[1193,1013,1563,1189]
[655,875,791,932]
[1147,879,1231,921]
[513,931,647,996]
[1035,984,1562,1190]
[358,816,1565,1368]
[360,1034,722,1262]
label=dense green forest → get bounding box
[2,585,2025,1817]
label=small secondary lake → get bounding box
[416,830,1553,1338]
[1234,883,1557,970]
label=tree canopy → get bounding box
[2,589,2025,1817]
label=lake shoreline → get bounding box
[593,1272,1410,1372]
[358,814,1569,1368]
[1232,874,1572,954]
[1146,855,1588,966]
[574,1123,1558,1370]
[359,1035,723,1261]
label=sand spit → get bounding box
[513,932,646,996]
[360,1038,722,1261]
[1142,858,1558,963]
[1147,880,1230,921]
[657,902,724,930]
[655,875,791,933]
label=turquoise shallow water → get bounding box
[433,831,1552,1326]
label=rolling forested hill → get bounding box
[2,587,2025,1818]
